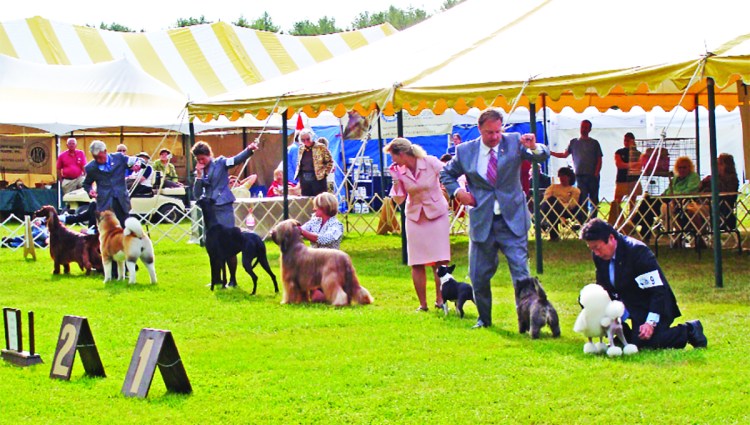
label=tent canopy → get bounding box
[188,0,750,121]
[0,54,189,134]
[0,16,396,100]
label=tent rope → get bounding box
[231,95,282,189]
[503,77,534,130]
[614,58,708,232]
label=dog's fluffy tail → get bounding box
[343,261,373,305]
[123,217,145,238]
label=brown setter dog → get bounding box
[270,219,373,306]
[34,205,102,275]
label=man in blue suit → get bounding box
[580,218,707,349]
[83,140,144,226]
[441,109,549,328]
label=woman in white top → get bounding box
[300,192,344,249]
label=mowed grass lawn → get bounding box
[1,229,749,424]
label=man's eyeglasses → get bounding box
[117,149,127,152]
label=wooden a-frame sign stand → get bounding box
[2,307,43,366]
[50,315,106,380]
[121,328,191,398]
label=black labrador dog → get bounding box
[437,264,475,318]
[197,198,278,293]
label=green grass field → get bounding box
[1,230,749,424]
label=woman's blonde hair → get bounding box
[674,156,695,173]
[383,137,427,159]
[314,192,339,217]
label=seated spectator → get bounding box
[267,168,301,197]
[1,217,49,248]
[540,167,580,241]
[299,192,344,249]
[635,156,700,242]
[127,152,154,197]
[60,202,98,235]
[229,174,258,198]
[691,153,740,233]
[446,133,461,156]
[153,148,183,188]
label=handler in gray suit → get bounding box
[440,109,549,328]
[192,140,258,226]
[83,140,144,226]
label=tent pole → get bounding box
[55,135,62,210]
[377,107,385,199]
[707,78,723,288]
[187,122,195,200]
[397,110,408,265]
[694,95,701,175]
[282,111,289,220]
[541,95,549,176]
[530,103,543,274]
[242,127,249,178]
[739,82,750,182]
[339,117,349,231]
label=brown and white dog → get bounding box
[270,219,373,306]
[33,205,102,275]
[98,211,157,284]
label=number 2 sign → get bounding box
[49,316,106,380]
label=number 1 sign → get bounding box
[121,328,191,398]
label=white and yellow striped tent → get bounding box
[0,16,396,100]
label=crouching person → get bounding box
[580,218,707,350]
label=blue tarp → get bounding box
[285,122,548,202]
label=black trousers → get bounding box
[629,318,688,349]
[300,174,327,197]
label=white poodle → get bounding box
[573,284,638,357]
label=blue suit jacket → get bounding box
[440,133,549,242]
[193,148,253,206]
[593,233,681,326]
[83,153,138,213]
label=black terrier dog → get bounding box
[197,198,278,293]
[437,264,474,318]
[514,277,561,339]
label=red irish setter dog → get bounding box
[34,205,102,275]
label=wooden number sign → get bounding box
[3,308,21,352]
[121,328,191,398]
[50,316,106,380]
[2,308,42,366]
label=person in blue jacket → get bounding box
[192,139,258,227]
[82,140,144,226]
[580,218,707,349]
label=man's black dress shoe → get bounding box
[687,320,707,348]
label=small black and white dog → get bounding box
[514,277,561,339]
[437,264,474,318]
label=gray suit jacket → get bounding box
[440,133,549,242]
[83,153,139,213]
[193,148,254,206]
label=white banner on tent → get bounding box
[379,110,453,139]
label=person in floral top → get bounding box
[300,192,344,249]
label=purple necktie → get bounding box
[486,148,497,186]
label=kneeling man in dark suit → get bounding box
[580,218,707,349]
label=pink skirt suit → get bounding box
[389,156,451,266]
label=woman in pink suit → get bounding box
[386,138,450,312]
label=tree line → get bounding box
[95,0,465,35]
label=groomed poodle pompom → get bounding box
[574,284,638,357]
